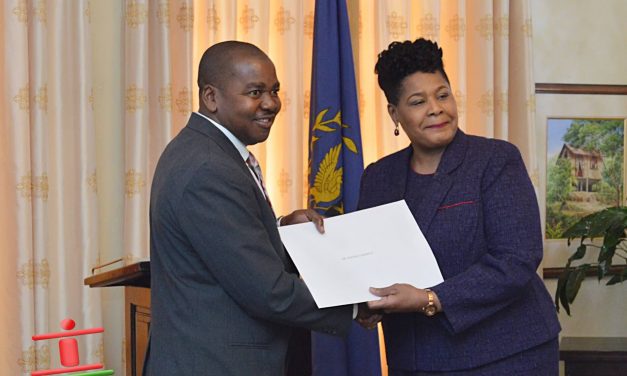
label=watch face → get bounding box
[424,305,437,316]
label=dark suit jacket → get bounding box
[143,113,352,375]
[358,130,560,371]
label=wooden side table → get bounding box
[560,336,627,376]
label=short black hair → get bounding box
[374,38,450,105]
[197,41,267,90]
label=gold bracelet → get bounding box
[421,289,437,316]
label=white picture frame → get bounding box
[535,87,627,274]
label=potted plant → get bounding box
[556,207,627,315]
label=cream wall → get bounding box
[532,0,627,85]
[531,0,627,340]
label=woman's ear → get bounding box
[201,85,218,113]
[387,103,398,126]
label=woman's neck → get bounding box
[410,146,445,175]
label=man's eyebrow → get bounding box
[243,82,280,89]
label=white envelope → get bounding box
[278,200,443,308]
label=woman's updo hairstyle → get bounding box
[375,38,449,105]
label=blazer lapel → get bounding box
[406,130,469,234]
[187,113,248,172]
[414,171,454,234]
[186,113,276,221]
[357,146,411,213]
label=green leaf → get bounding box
[588,208,627,237]
[603,225,625,248]
[568,244,587,262]
[557,205,627,312]
[555,268,572,315]
[597,263,608,281]
[566,265,589,304]
[600,258,616,280]
[597,246,615,280]
[561,218,592,239]
[598,245,611,263]
[606,268,627,285]
[563,207,627,240]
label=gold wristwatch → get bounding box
[421,289,437,316]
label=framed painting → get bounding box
[534,84,627,275]
[545,118,624,240]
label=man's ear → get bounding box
[201,85,218,113]
[387,103,398,125]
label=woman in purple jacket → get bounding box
[362,38,560,375]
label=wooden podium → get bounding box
[84,261,151,376]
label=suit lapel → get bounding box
[389,131,468,234]
[416,130,468,233]
[187,113,249,173]
[413,171,454,234]
[185,114,293,270]
[382,147,412,204]
[186,113,276,221]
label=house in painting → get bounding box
[558,143,604,192]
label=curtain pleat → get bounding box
[1,1,101,374]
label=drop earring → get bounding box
[394,124,400,136]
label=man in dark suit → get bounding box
[143,41,373,375]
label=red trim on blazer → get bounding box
[438,200,476,210]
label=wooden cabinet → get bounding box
[85,262,151,376]
[560,336,627,376]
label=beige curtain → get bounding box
[1,0,536,374]
[0,1,103,374]
[124,0,319,261]
[122,0,194,265]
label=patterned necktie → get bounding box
[246,152,274,212]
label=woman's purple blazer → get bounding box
[358,130,560,371]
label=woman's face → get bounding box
[388,70,458,155]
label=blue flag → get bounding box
[307,1,382,375]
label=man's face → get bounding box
[208,55,281,145]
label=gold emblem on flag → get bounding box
[309,108,360,215]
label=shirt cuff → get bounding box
[276,216,283,227]
[352,304,358,319]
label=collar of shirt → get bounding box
[194,111,249,162]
